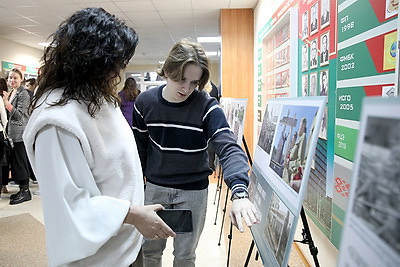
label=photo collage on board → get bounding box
[300,0,332,142]
[301,0,330,101]
[250,97,326,267]
[263,19,291,99]
[219,98,248,146]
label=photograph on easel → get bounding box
[257,102,281,155]
[250,97,326,266]
[338,97,400,266]
[263,192,294,266]
[268,104,320,193]
[219,98,248,145]
[248,168,295,267]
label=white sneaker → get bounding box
[9,181,19,187]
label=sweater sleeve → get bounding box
[211,131,250,194]
[34,125,131,266]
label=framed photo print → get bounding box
[301,43,309,72]
[309,72,317,96]
[310,38,318,69]
[302,74,308,96]
[319,69,328,96]
[302,11,309,40]
[320,0,330,29]
[320,31,330,66]
[310,3,318,35]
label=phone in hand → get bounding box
[156,209,193,233]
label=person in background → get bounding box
[0,78,8,196]
[24,77,38,184]
[2,68,31,205]
[24,78,37,97]
[132,38,260,267]
[204,80,220,171]
[22,7,175,266]
[209,80,220,102]
[118,77,140,127]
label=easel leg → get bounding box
[213,164,222,205]
[300,208,319,267]
[244,240,255,267]
[213,167,223,225]
[294,207,320,267]
[226,223,233,267]
[218,187,230,245]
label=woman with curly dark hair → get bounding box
[119,77,140,126]
[23,7,174,266]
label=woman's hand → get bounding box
[229,198,260,232]
[124,204,176,240]
[2,90,9,105]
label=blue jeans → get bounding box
[142,182,208,267]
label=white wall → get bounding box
[0,38,224,89]
[0,37,42,78]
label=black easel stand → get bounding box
[218,185,230,245]
[220,136,253,266]
[245,207,320,266]
[244,240,256,267]
[294,207,320,267]
[213,165,224,225]
[226,223,233,267]
[213,162,223,205]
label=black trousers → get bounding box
[0,132,6,187]
[10,141,30,190]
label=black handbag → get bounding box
[2,122,13,150]
[3,136,13,150]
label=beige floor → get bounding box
[0,178,308,266]
[0,181,229,266]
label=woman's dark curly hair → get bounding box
[32,7,139,117]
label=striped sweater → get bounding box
[132,85,249,194]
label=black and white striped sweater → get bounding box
[132,85,249,194]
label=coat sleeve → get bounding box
[0,100,7,131]
[132,103,149,174]
[9,89,30,121]
[34,125,131,265]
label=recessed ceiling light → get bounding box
[197,37,221,43]
[205,51,218,56]
[38,42,51,47]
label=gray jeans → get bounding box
[142,182,208,267]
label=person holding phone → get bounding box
[23,7,175,266]
[132,38,260,267]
